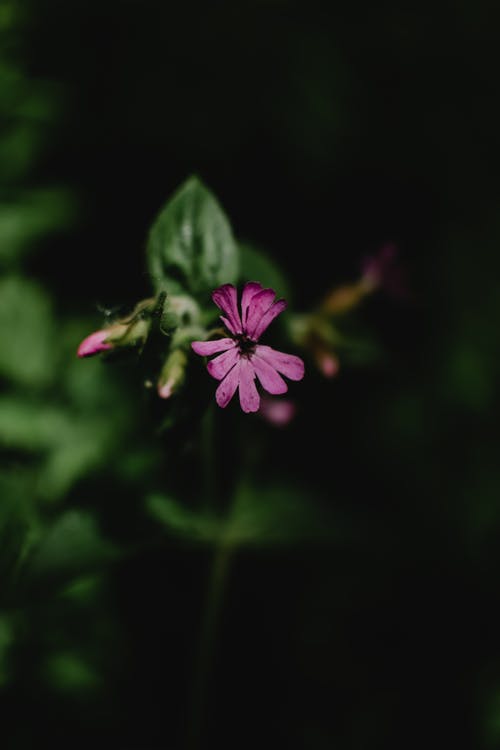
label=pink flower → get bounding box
[361,243,398,289]
[192,282,305,413]
[77,330,114,358]
[316,351,339,378]
[361,243,408,298]
[259,396,296,427]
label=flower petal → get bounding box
[207,347,240,381]
[252,299,287,340]
[252,352,288,394]
[238,357,260,412]
[212,284,242,334]
[191,338,236,356]
[77,330,113,358]
[244,288,276,339]
[241,281,262,327]
[219,315,235,332]
[215,359,241,408]
[254,345,305,381]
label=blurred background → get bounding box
[1,1,500,748]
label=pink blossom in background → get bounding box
[361,243,408,299]
[77,329,113,358]
[259,396,296,427]
[192,282,304,413]
[316,351,339,378]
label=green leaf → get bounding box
[0,276,56,387]
[39,424,112,501]
[28,510,117,576]
[147,485,344,547]
[147,176,239,300]
[227,483,346,545]
[60,575,102,604]
[0,469,41,576]
[239,242,291,301]
[0,396,121,501]
[0,397,67,451]
[147,495,221,542]
[44,652,100,692]
[0,189,75,264]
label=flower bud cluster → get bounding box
[77,298,155,358]
[290,244,402,378]
[77,292,204,401]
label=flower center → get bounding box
[235,333,256,357]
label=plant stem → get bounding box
[186,541,232,750]
[201,404,216,509]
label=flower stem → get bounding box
[186,541,232,749]
[201,403,216,509]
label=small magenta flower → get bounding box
[192,282,305,413]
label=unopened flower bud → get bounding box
[167,295,201,326]
[157,348,188,399]
[77,298,158,358]
[117,316,150,348]
[77,329,114,358]
[77,323,130,358]
[289,313,340,376]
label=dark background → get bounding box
[2,1,500,748]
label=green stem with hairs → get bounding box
[186,540,233,749]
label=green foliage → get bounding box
[147,483,339,547]
[239,241,291,300]
[3,1,500,746]
[0,390,128,503]
[0,293,134,588]
[484,689,500,749]
[147,176,239,301]
[27,511,117,577]
[60,575,102,604]
[43,651,100,692]
[147,494,221,543]
[0,397,67,451]
[0,276,56,387]
[0,189,74,265]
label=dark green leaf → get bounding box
[43,652,100,692]
[0,189,75,264]
[147,176,238,300]
[147,485,344,547]
[0,396,123,501]
[147,494,220,542]
[28,511,117,575]
[0,276,56,387]
[239,242,291,301]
